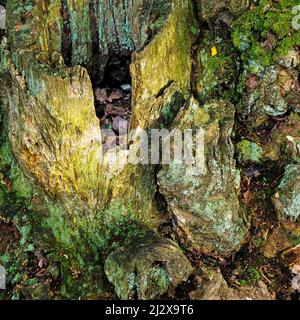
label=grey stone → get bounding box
[273,164,300,221]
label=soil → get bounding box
[0,220,19,254]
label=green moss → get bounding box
[159,91,185,128]
[37,200,147,298]
[197,32,237,101]
[149,1,172,36]
[238,279,248,286]
[277,37,295,56]
[0,249,27,293]
[0,38,8,76]
[253,237,265,248]
[237,140,263,163]
[0,141,10,168]
[239,266,261,286]
[247,267,261,282]
[19,225,32,246]
[0,108,35,220]
[264,11,295,39]
[232,0,299,74]
[288,233,300,246]
[10,166,33,200]
[0,140,33,201]
[151,266,170,291]
[139,265,170,299]
[0,188,4,207]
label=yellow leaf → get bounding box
[211,47,217,57]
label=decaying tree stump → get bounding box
[0,0,299,299]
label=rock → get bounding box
[263,163,300,258]
[275,48,300,68]
[19,279,53,300]
[50,51,64,67]
[200,0,249,20]
[263,84,289,117]
[262,221,299,258]
[292,275,300,292]
[228,0,250,16]
[233,281,275,300]
[263,113,300,162]
[272,164,300,222]
[264,66,280,85]
[120,84,132,92]
[239,64,299,125]
[282,245,300,275]
[245,74,259,91]
[189,267,275,300]
[189,267,233,300]
[287,82,300,114]
[276,69,297,95]
[104,231,193,300]
[261,33,276,51]
[158,99,248,256]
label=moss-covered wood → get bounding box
[0,0,300,300]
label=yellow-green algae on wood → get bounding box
[131,0,198,128]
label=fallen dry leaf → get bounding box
[243,190,253,204]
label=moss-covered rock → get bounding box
[273,164,300,222]
[262,113,300,162]
[262,221,300,258]
[158,99,248,256]
[233,0,300,128]
[232,0,300,73]
[104,231,193,300]
[199,0,250,20]
[189,266,275,300]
